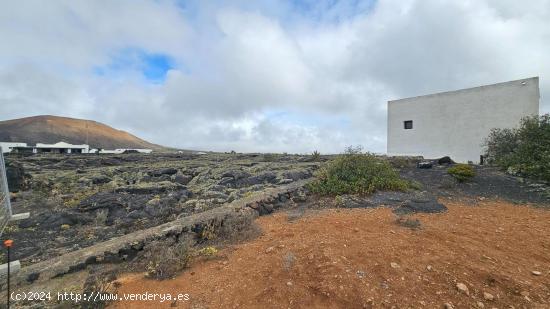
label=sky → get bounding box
[0,0,549,153]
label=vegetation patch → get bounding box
[197,246,218,256]
[484,114,550,182]
[81,267,119,309]
[308,146,413,195]
[145,241,192,280]
[447,164,476,182]
[311,150,321,162]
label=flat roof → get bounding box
[388,76,539,103]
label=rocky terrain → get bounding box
[2,152,549,308]
[4,152,319,265]
[5,153,550,266]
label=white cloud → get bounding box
[0,0,549,153]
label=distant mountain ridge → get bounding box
[0,115,165,150]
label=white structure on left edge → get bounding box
[1,142,153,155]
[0,142,90,154]
[0,142,28,153]
[387,77,540,164]
[0,146,29,278]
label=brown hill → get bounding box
[0,115,165,150]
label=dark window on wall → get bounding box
[404,120,413,129]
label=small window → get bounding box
[404,120,413,130]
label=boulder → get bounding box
[277,179,294,185]
[236,172,277,187]
[5,160,28,192]
[218,177,235,187]
[79,192,125,211]
[437,156,454,165]
[209,185,226,192]
[174,174,193,185]
[128,210,147,219]
[203,191,229,200]
[149,168,178,177]
[41,212,85,228]
[90,175,112,185]
[221,170,250,180]
[282,170,312,181]
[416,161,433,169]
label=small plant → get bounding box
[334,195,345,207]
[3,224,19,234]
[198,222,217,241]
[311,150,321,162]
[308,146,413,195]
[95,209,108,226]
[197,246,218,256]
[448,164,476,182]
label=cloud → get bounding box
[0,0,549,153]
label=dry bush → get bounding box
[95,209,108,226]
[143,240,193,280]
[80,267,120,309]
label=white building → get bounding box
[89,148,152,154]
[387,77,540,163]
[0,142,28,153]
[35,142,90,154]
[1,142,90,154]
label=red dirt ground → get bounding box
[112,199,550,308]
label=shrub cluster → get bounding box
[484,114,550,182]
[447,164,475,182]
[308,146,412,195]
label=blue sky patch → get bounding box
[94,48,175,82]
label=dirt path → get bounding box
[112,199,550,308]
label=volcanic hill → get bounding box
[0,115,164,150]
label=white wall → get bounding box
[387,77,540,163]
[96,149,153,154]
[0,142,27,153]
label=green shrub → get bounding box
[308,146,412,195]
[311,150,321,162]
[484,114,550,181]
[447,164,475,182]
